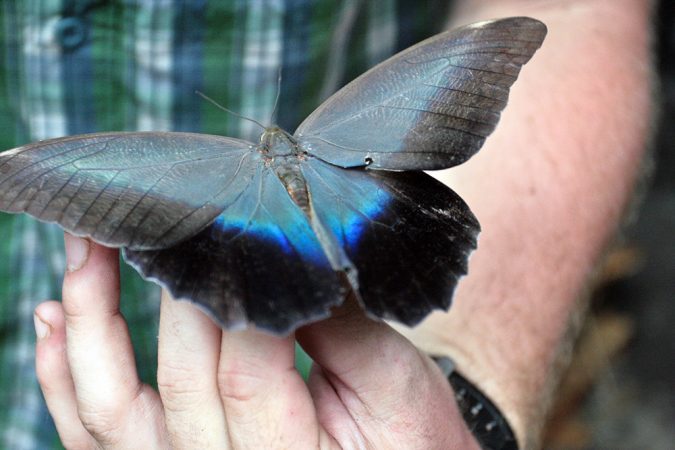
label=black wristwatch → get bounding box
[434,357,519,450]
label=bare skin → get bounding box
[33,0,653,448]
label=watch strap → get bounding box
[434,356,519,450]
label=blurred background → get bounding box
[542,2,675,448]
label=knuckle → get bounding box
[157,362,211,410]
[384,340,425,376]
[60,279,90,317]
[75,385,146,444]
[217,360,268,404]
[77,406,124,445]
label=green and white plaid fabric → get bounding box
[0,1,449,447]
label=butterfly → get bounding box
[0,17,546,334]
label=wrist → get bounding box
[395,311,552,449]
[423,318,549,450]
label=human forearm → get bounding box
[398,1,654,448]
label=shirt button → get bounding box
[55,16,87,50]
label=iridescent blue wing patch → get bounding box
[125,164,343,334]
[302,158,479,325]
[295,17,546,170]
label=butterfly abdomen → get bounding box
[274,161,311,215]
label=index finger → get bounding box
[61,234,166,447]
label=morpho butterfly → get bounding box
[0,17,546,334]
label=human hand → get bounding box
[33,234,479,449]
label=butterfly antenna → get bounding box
[269,67,283,125]
[195,91,266,131]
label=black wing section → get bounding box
[295,17,546,170]
[302,158,479,325]
[0,132,255,249]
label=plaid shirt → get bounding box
[0,1,449,448]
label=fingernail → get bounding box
[64,233,90,272]
[34,313,51,341]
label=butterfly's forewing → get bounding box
[295,17,546,170]
[302,158,479,325]
[0,132,255,249]
[125,164,343,333]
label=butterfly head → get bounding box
[259,126,301,158]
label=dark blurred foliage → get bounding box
[655,0,675,189]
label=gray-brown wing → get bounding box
[295,17,546,170]
[0,132,256,250]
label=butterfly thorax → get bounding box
[259,126,311,214]
[259,126,301,157]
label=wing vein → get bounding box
[34,168,79,218]
[0,138,118,191]
[71,170,121,232]
[110,164,178,245]
[147,152,251,247]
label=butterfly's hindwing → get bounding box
[125,164,344,334]
[302,158,480,325]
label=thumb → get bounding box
[296,294,476,448]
